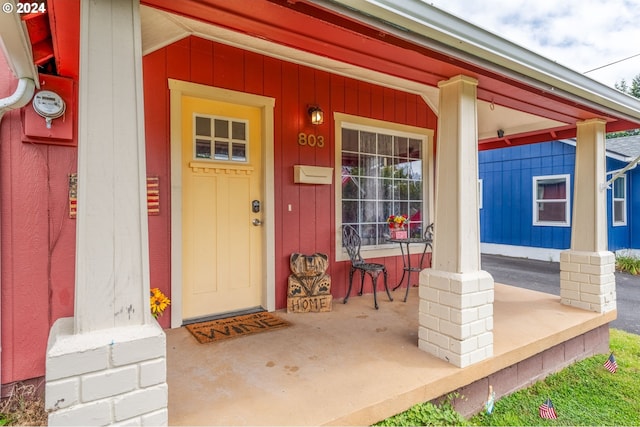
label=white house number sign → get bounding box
[298,132,325,148]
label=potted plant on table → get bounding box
[387,214,409,239]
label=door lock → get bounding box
[252,200,261,213]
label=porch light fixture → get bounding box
[308,106,324,125]
[497,129,505,138]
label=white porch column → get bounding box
[419,75,494,367]
[560,118,616,313]
[45,1,167,425]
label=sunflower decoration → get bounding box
[150,287,171,319]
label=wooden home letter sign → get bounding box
[287,252,332,313]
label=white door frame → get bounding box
[168,79,276,328]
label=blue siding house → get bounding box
[479,135,640,261]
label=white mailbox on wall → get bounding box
[294,165,333,185]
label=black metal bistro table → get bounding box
[387,236,432,302]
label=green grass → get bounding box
[616,255,640,275]
[375,395,471,427]
[374,329,640,426]
[0,382,46,426]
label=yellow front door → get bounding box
[181,96,263,321]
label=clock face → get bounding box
[33,90,66,118]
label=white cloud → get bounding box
[426,0,640,89]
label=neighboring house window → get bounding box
[335,113,433,257]
[194,114,248,162]
[533,174,570,226]
[612,175,627,226]
[478,179,483,209]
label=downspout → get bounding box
[0,77,36,123]
[0,0,39,122]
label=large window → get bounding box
[533,174,570,226]
[336,115,432,255]
[612,175,627,226]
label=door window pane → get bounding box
[195,139,211,159]
[232,121,246,140]
[214,141,229,160]
[194,114,248,163]
[214,119,229,138]
[232,143,247,161]
[195,116,211,136]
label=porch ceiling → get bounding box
[35,0,640,148]
[139,5,567,145]
[138,0,640,149]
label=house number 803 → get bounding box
[298,132,325,148]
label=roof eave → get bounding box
[315,0,640,124]
[560,139,634,163]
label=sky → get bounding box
[426,0,640,90]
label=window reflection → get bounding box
[341,126,426,246]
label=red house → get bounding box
[1,0,640,424]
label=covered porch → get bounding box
[0,0,634,425]
[166,284,613,426]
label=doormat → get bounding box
[185,311,291,344]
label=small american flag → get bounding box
[604,352,618,373]
[539,398,557,419]
[485,385,495,415]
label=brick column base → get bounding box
[46,318,168,426]
[560,250,616,313]
[418,269,494,367]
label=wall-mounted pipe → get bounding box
[0,77,35,123]
[601,155,640,190]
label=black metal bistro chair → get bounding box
[389,222,435,302]
[342,225,393,309]
[424,222,434,242]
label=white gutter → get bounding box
[0,78,35,121]
[0,0,38,122]
[313,0,640,125]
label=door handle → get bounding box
[252,218,262,226]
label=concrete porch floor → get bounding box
[166,283,614,426]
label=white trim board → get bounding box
[481,243,564,263]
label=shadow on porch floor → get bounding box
[166,284,613,426]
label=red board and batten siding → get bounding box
[142,36,437,312]
[0,54,77,387]
[0,34,435,387]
